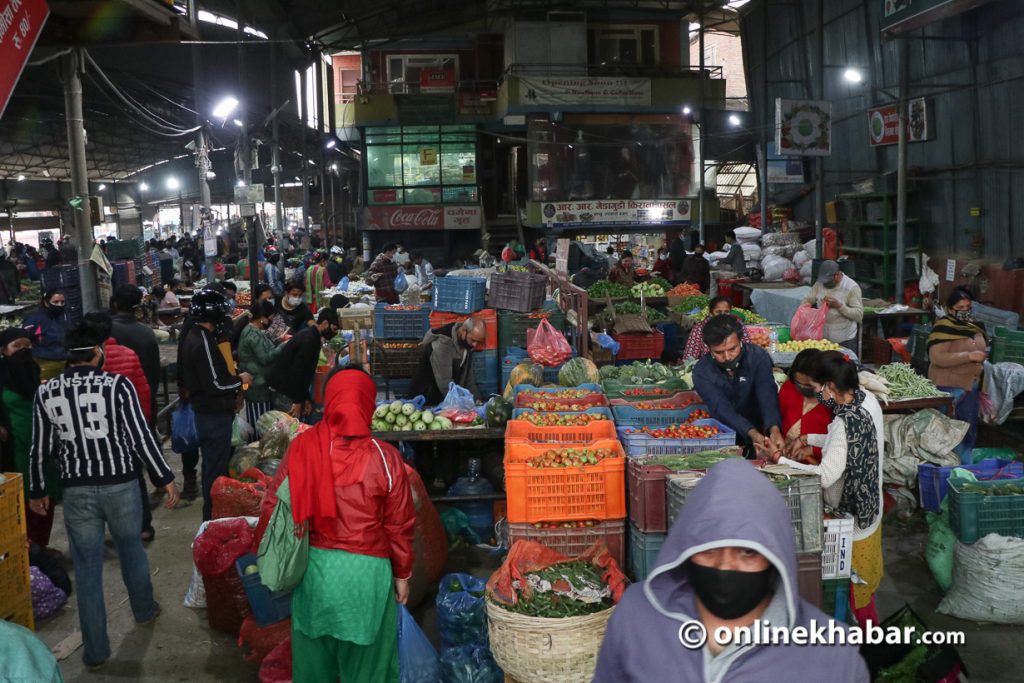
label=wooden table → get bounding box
[881,395,954,418]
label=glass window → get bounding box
[367,145,403,188]
[441,143,476,185]
[402,145,441,186]
[364,125,478,204]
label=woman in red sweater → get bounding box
[778,349,832,464]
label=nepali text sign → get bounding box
[0,0,49,120]
[538,199,691,228]
[364,205,481,231]
[519,76,651,106]
[868,98,930,146]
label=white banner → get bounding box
[520,76,651,106]
[539,199,690,227]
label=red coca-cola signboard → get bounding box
[364,205,480,231]
[0,0,50,120]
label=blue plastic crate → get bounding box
[501,347,576,387]
[611,403,706,429]
[432,277,487,314]
[477,379,500,397]
[377,378,413,400]
[617,419,736,457]
[628,522,666,582]
[511,407,613,420]
[918,458,1024,513]
[235,554,291,627]
[472,349,499,388]
[373,303,431,339]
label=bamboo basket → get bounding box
[486,601,614,683]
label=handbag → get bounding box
[256,477,309,593]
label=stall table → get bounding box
[881,395,954,418]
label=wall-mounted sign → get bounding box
[370,189,399,204]
[519,76,651,106]
[868,98,931,146]
[536,198,691,228]
[882,0,999,38]
[419,148,437,165]
[0,0,49,119]
[234,183,265,204]
[775,99,832,157]
[765,142,805,184]
[420,68,455,92]
[363,205,481,231]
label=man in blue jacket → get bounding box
[692,314,784,458]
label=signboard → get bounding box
[0,0,49,120]
[519,76,651,106]
[370,189,399,204]
[538,199,691,228]
[765,142,805,184]
[233,183,265,204]
[868,98,931,146]
[363,205,481,231]
[419,147,437,165]
[775,99,832,157]
[882,0,999,38]
[420,68,455,92]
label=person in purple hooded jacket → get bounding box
[594,459,869,683]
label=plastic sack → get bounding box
[527,318,573,367]
[938,534,1024,624]
[232,411,254,447]
[395,270,409,294]
[782,268,802,284]
[261,422,293,461]
[185,520,213,608]
[203,564,252,636]
[437,573,488,649]
[211,471,268,519]
[30,566,67,621]
[238,615,292,664]
[793,249,811,268]
[258,636,292,683]
[398,604,440,683]
[339,276,350,292]
[229,446,263,479]
[171,402,199,454]
[486,540,628,608]
[761,254,794,282]
[437,382,476,414]
[407,465,450,610]
[925,510,955,593]
[441,508,481,546]
[790,303,828,340]
[440,645,503,683]
[734,226,762,244]
[193,517,256,577]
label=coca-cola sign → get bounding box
[364,205,480,231]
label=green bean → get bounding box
[875,363,949,400]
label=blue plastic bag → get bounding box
[595,333,621,356]
[398,604,440,683]
[437,382,475,413]
[395,270,409,294]
[171,403,199,454]
[440,645,503,683]
[437,573,488,649]
[339,276,350,291]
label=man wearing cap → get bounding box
[802,260,864,351]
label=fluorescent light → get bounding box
[325,139,337,149]
[166,177,180,190]
[212,96,239,119]
[682,105,692,115]
[237,179,245,187]
[233,119,243,127]
[98,183,107,191]
[16,174,25,181]
[729,114,742,126]
[843,68,863,83]
[330,163,337,171]
[689,22,700,31]
[139,182,149,191]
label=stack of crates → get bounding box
[429,308,499,396]
[497,305,568,393]
[504,384,626,568]
[41,265,82,324]
[371,303,433,399]
[0,473,33,630]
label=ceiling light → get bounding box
[729,114,742,126]
[139,182,149,191]
[330,163,337,171]
[233,119,243,127]
[237,179,245,187]
[325,139,337,149]
[682,105,692,115]
[166,177,180,190]
[212,96,239,119]
[16,174,25,181]
[98,183,107,191]
[843,68,864,83]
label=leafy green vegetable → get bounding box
[600,360,674,383]
[587,280,631,299]
[670,295,709,313]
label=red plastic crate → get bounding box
[505,418,617,444]
[627,458,701,534]
[514,392,609,410]
[508,519,626,569]
[717,277,746,308]
[612,331,665,361]
[609,391,702,409]
[429,308,497,350]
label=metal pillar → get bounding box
[300,64,311,231]
[271,41,283,238]
[697,11,706,244]
[813,0,824,259]
[190,0,216,283]
[759,0,769,231]
[894,36,909,300]
[237,2,257,295]
[62,49,98,312]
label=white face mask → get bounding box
[287,295,302,306]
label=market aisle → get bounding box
[34,453,259,682]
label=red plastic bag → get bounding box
[486,540,628,608]
[211,470,268,519]
[782,268,802,284]
[193,517,255,577]
[259,637,293,683]
[239,615,292,664]
[790,304,828,341]
[527,319,573,367]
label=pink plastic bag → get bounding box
[527,319,573,367]
[790,304,828,340]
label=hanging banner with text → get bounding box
[536,199,691,228]
[363,205,481,230]
[519,76,651,106]
[0,0,49,120]
[868,97,931,146]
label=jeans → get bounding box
[63,481,157,665]
[195,411,234,521]
[136,470,153,533]
[940,384,981,457]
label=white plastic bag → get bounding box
[734,227,762,244]
[740,243,762,261]
[762,255,795,282]
[799,260,813,282]
[793,249,811,269]
[183,516,259,609]
[919,252,940,295]
[938,534,1024,624]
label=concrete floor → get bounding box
[32,452,1024,682]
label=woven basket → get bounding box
[486,601,614,683]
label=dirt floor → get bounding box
[31,448,1024,682]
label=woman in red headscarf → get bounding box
[259,366,415,682]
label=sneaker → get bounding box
[182,477,199,501]
[137,602,161,626]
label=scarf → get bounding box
[0,328,40,398]
[833,390,880,529]
[927,314,986,350]
[288,369,378,528]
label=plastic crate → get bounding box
[373,303,431,339]
[511,407,613,420]
[822,578,850,622]
[378,378,412,400]
[0,474,25,546]
[508,519,626,569]
[628,522,667,582]
[338,306,374,332]
[40,265,80,291]
[608,391,702,409]
[611,403,705,429]
[612,332,665,361]
[972,302,1020,338]
[235,554,291,627]
[0,535,32,631]
[822,515,854,580]
[504,440,626,523]
[918,458,1024,513]
[991,327,1024,364]
[602,379,691,401]
[629,460,700,534]
[948,475,1024,543]
[371,341,422,378]
[106,238,144,260]
[797,551,823,610]
[472,349,499,388]
[432,276,487,313]
[617,419,736,457]
[498,308,566,355]
[513,385,608,410]
[505,418,618,445]
[767,472,824,553]
[488,271,548,313]
[429,309,497,350]
[666,472,708,529]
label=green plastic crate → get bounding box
[991,333,1024,365]
[497,308,565,355]
[822,578,850,622]
[948,476,1024,543]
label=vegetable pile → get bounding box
[598,360,674,383]
[630,282,665,298]
[383,304,422,310]
[667,283,703,297]
[636,450,741,471]
[502,561,613,617]
[530,520,601,529]
[372,400,454,432]
[775,339,841,352]
[527,447,619,468]
[519,389,594,400]
[953,480,1024,495]
[586,280,631,299]
[689,306,768,324]
[520,412,610,426]
[620,387,674,396]
[875,363,949,400]
[622,423,721,439]
[628,397,699,410]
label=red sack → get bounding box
[259,637,293,683]
[211,470,268,519]
[238,615,292,664]
[527,319,573,367]
[203,569,251,636]
[486,540,628,608]
[406,465,448,609]
[790,303,828,341]
[193,517,254,577]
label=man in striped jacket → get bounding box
[27,323,179,671]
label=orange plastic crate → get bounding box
[429,309,497,350]
[505,419,617,444]
[0,474,26,548]
[0,536,33,631]
[504,440,626,523]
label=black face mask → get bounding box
[715,349,742,373]
[795,383,816,398]
[688,561,775,620]
[47,304,65,318]
[817,389,839,412]
[11,348,33,364]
